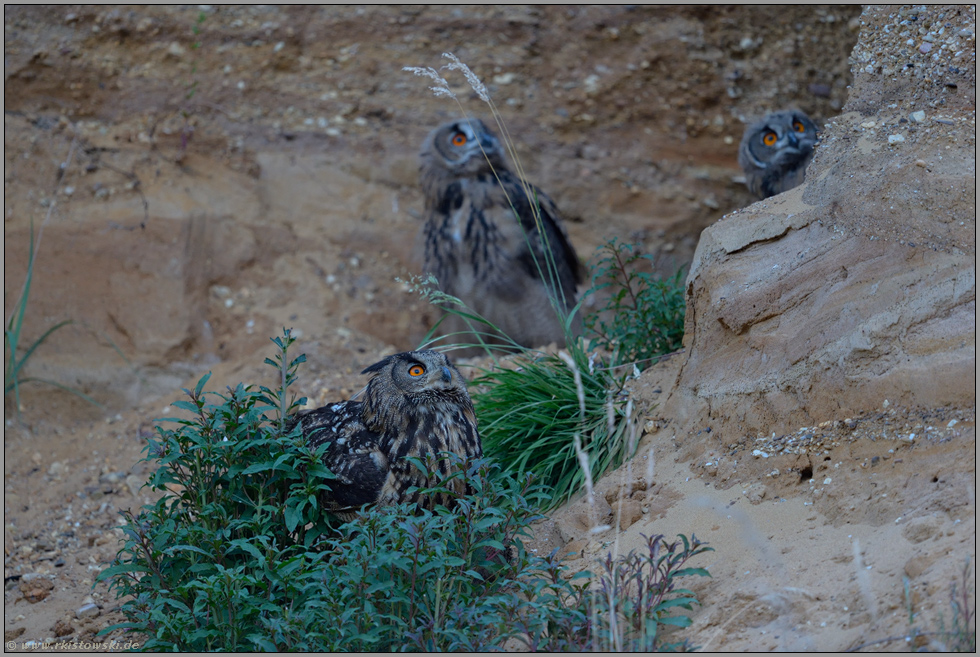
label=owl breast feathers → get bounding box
[418,118,583,351]
[286,350,482,520]
[738,109,819,199]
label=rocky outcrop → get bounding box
[663,4,976,437]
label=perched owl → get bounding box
[738,109,819,199]
[418,118,583,351]
[287,350,482,520]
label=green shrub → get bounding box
[584,238,686,370]
[99,329,710,651]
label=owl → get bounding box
[287,350,482,520]
[418,118,583,351]
[738,109,819,199]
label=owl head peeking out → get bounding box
[738,109,819,199]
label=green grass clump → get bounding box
[584,238,686,370]
[470,238,688,509]
[471,340,635,510]
[99,329,710,651]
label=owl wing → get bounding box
[289,402,389,516]
[484,171,583,307]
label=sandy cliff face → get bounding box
[669,4,975,437]
[543,5,975,651]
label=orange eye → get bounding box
[451,132,467,147]
[762,131,777,146]
[408,364,425,377]
[793,121,806,133]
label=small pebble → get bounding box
[99,472,123,484]
[910,110,926,123]
[888,134,905,144]
[76,603,100,620]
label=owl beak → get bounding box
[786,131,799,148]
[441,366,453,383]
[479,132,499,154]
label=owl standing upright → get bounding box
[287,350,482,520]
[418,118,583,351]
[738,109,819,199]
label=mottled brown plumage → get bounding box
[287,350,481,520]
[419,118,583,350]
[738,109,819,199]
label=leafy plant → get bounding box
[559,532,712,652]
[584,238,686,370]
[4,220,101,413]
[99,329,710,651]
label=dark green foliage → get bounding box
[503,532,712,652]
[588,533,713,652]
[472,341,636,509]
[584,238,687,370]
[99,329,710,651]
